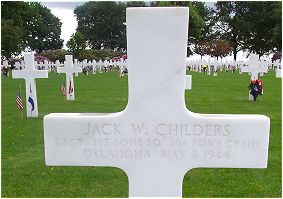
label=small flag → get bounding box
[60,83,66,96]
[68,78,73,94]
[28,96,35,111]
[28,84,34,111]
[16,87,23,112]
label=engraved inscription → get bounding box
[52,122,261,160]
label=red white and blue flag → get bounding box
[16,86,23,112]
[60,83,66,96]
[68,78,73,95]
[28,84,35,111]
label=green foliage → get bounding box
[194,40,210,58]
[74,2,127,50]
[1,71,281,197]
[212,1,282,59]
[40,49,71,62]
[126,1,147,7]
[208,39,232,59]
[236,1,282,56]
[212,2,243,60]
[27,2,63,53]
[40,49,123,62]
[1,19,22,59]
[66,31,86,53]
[1,1,63,56]
[74,49,124,61]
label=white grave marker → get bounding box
[241,59,268,100]
[274,60,282,78]
[185,75,192,90]
[57,55,82,100]
[44,8,270,197]
[98,59,103,73]
[92,60,97,74]
[12,53,48,117]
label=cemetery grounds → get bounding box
[1,69,281,197]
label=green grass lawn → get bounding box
[1,69,281,197]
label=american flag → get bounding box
[16,87,23,112]
[60,83,66,96]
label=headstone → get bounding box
[12,53,48,117]
[276,69,282,78]
[241,58,268,100]
[98,59,103,73]
[185,75,192,90]
[207,59,212,75]
[44,60,51,71]
[15,61,21,70]
[274,60,282,78]
[92,60,97,74]
[54,60,62,73]
[44,7,270,197]
[57,55,82,100]
[73,59,80,77]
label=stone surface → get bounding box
[185,75,192,90]
[57,55,82,100]
[276,69,282,78]
[12,53,48,117]
[44,7,270,197]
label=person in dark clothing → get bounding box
[248,80,262,101]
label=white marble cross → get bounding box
[44,8,270,197]
[276,68,282,78]
[14,61,21,70]
[274,60,282,78]
[241,59,268,100]
[185,75,192,90]
[241,60,268,79]
[57,55,82,100]
[98,59,103,73]
[73,59,80,77]
[44,60,51,71]
[91,60,97,74]
[12,53,48,117]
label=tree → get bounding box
[236,1,282,57]
[67,32,86,53]
[40,49,71,62]
[1,20,22,59]
[194,41,210,59]
[208,39,232,60]
[126,1,147,7]
[27,2,63,53]
[211,1,282,60]
[1,1,63,55]
[211,2,244,60]
[74,1,127,51]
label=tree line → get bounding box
[1,1,63,59]
[1,1,282,61]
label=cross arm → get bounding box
[44,112,128,169]
[12,69,48,79]
[186,112,270,169]
[33,70,48,78]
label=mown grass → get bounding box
[1,69,281,197]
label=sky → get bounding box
[41,2,86,48]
